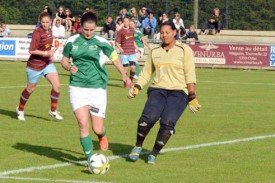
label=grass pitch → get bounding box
[0,61,274,183]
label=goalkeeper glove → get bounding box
[188,93,201,113]
[127,84,141,99]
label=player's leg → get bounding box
[44,64,63,120]
[16,68,40,120]
[120,54,129,87]
[129,53,137,81]
[70,86,93,169]
[88,88,108,151]
[129,88,167,161]
[148,90,188,164]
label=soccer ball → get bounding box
[88,153,110,175]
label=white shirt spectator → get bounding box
[173,18,185,30]
[52,20,65,38]
[0,24,11,37]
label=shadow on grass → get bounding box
[13,143,84,167]
[0,108,54,121]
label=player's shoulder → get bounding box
[175,41,192,52]
[94,34,109,43]
[66,34,81,44]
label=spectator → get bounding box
[185,25,199,44]
[200,7,222,35]
[129,7,140,28]
[116,17,137,84]
[73,15,82,34]
[83,7,91,15]
[141,11,157,40]
[102,16,116,39]
[44,5,52,17]
[0,23,11,37]
[173,13,185,40]
[52,18,66,38]
[53,6,66,26]
[115,18,124,32]
[65,8,75,32]
[158,12,169,26]
[138,7,148,26]
[116,8,128,22]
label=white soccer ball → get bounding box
[88,153,110,175]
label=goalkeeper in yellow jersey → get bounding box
[128,20,201,165]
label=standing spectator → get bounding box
[52,18,66,38]
[158,12,169,26]
[16,12,63,121]
[185,25,199,44]
[116,17,137,84]
[141,11,157,40]
[138,7,148,27]
[44,5,52,17]
[0,23,11,37]
[173,13,185,40]
[73,15,82,34]
[116,8,128,22]
[65,8,75,32]
[53,6,66,26]
[102,16,116,39]
[61,12,131,171]
[200,7,222,35]
[129,19,151,79]
[83,7,91,15]
[128,20,201,165]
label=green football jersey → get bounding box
[63,34,115,89]
[134,30,144,48]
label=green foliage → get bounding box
[0,0,274,30]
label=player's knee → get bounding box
[160,123,175,135]
[139,114,159,125]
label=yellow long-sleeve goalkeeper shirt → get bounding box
[137,41,196,94]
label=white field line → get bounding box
[0,176,108,183]
[0,133,274,178]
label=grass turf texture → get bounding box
[0,61,274,183]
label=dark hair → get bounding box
[160,20,176,30]
[39,12,51,21]
[81,11,98,26]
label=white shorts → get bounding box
[69,86,107,118]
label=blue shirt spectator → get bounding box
[141,12,157,39]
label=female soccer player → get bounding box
[16,12,63,121]
[61,12,132,171]
[128,20,201,164]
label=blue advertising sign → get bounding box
[269,46,275,66]
[0,40,16,56]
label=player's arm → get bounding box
[61,56,78,74]
[110,50,132,88]
[141,36,151,49]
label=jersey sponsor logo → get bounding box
[89,106,99,113]
[45,43,52,49]
[72,45,78,52]
[0,40,16,56]
[89,45,98,51]
[125,35,133,40]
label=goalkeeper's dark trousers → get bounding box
[135,87,188,156]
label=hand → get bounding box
[69,65,78,74]
[188,98,201,113]
[128,87,139,99]
[123,75,132,89]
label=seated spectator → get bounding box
[53,6,66,26]
[73,15,82,34]
[138,7,148,27]
[173,12,186,40]
[200,7,222,35]
[184,25,199,44]
[115,18,124,32]
[0,23,11,37]
[52,18,66,38]
[102,16,116,39]
[141,11,157,39]
[158,12,169,26]
[65,8,75,32]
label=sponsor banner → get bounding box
[270,46,275,66]
[190,43,270,67]
[0,39,16,56]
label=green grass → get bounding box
[0,61,274,183]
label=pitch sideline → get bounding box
[0,133,274,183]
